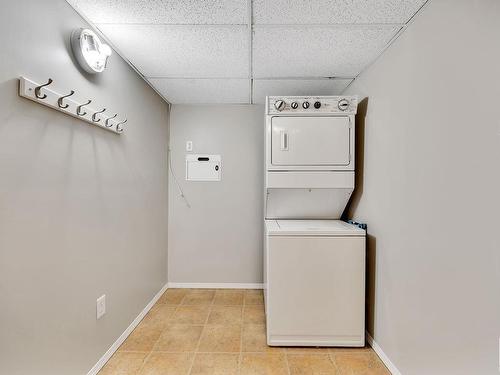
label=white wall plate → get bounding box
[186,154,222,181]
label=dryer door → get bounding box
[271,116,350,166]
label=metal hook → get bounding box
[76,99,92,116]
[115,119,127,133]
[57,90,75,109]
[34,78,53,99]
[92,108,106,122]
[105,114,117,128]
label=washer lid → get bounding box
[266,220,365,236]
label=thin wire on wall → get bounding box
[168,148,191,208]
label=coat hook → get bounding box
[105,114,117,127]
[34,78,53,99]
[57,90,75,109]
[115,119,127,133]
[92,108,106,122]
[76,99,92,116]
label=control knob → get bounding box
[274,100,285,111]
[302,101,310,109]
[314,101,321,109]
[290,101,298,109]
[338,99,350,111]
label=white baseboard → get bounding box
[87,283,169,375]
[366,331,402,375]
[167,282,263,289]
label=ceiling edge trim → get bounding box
[341,0,433,94]
[146,76,356,80]
[64,0,172,107]
[253,23,405,29]
[247,0,254,104]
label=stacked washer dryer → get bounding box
[264,96,366,347]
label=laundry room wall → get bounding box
[344,0,500,374]
[0,1,169,374]
[168,105,264,285]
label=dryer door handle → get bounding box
[280,131,289,151]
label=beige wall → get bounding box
[344,0,500,374]
[168,105,264,284]
[0,1,169,374]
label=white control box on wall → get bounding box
[186,154,222,181]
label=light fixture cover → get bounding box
[71,28,112,74]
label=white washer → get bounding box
[264,219,365,347]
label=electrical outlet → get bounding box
[186,141,193,152]
[96,295,106,320]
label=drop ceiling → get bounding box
[67,0,427,104]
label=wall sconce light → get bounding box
[71,28,112,74]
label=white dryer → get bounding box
[265,96,356,219]
[264,96,366,347]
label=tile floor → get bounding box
[99,289,390,375]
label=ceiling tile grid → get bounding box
[252,26,400,78]
[67,0,428,104]
[252,78,353,104]
[67,0,248,24]
[149,78,250,103]
[252,0,427,24]
[98,24,250,78]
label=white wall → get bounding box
[344,0,500,374]
[168,105,264,284]
[0,1,169,374]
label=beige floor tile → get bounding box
[190,353,240,375]
[119,323,163,352]
[243,305,265,324]
[181,289,216,305]
[171,305,210,325]
[157,289,188,305]
[332,352,390,375]
[287,354,338,375]
[244,290,264,305]
[213,290,244,305]
[153,324,203,352]
[138,353,193,375]
[99,351,148,375]
[240,353,288,375]
[142,305,177,330]
[207,305,243,325]
[328,347,372,355]
[286,347,331,354]
[242,324,282,353]
[198,325,241,352]
[104,290,386,375]
[369,365,391,375]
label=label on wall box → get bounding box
[185,154,222,181]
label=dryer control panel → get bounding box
[267,96,358,115]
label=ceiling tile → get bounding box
[253,0,427,24]
[67,0,248,24]
[98,25,249,78]
[149,78,250,103]
[253,26,399,78]
[252,78,352,104]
